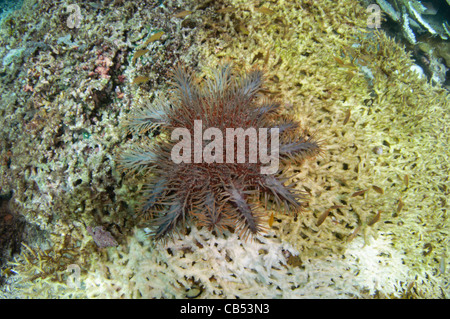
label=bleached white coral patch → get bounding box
[81,226,411,298]
[344,235,410,297]
[410,64,425,78]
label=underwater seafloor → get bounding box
[0,0,449,298]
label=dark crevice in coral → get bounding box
[0,191,47,274]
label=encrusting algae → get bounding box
[0,0,448,298]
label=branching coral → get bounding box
[375,0,450,43]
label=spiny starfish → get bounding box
[119,64,321,240]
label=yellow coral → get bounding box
[198,0,449,297]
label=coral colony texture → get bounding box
[369,0,450,88]
[0,0,449,298]
[374,0,450,43]
[119,64,321,240]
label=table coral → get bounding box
[1,0,449,299]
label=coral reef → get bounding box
[0,192,23,267]
[0,0,448,299]
[0,0,23,24]
[0,0,202,297]
[374,0,450,43]
[81,226,411,298]
[369,0,450,87]
[197,0,449,298]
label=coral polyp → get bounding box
[119,64,321,240]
